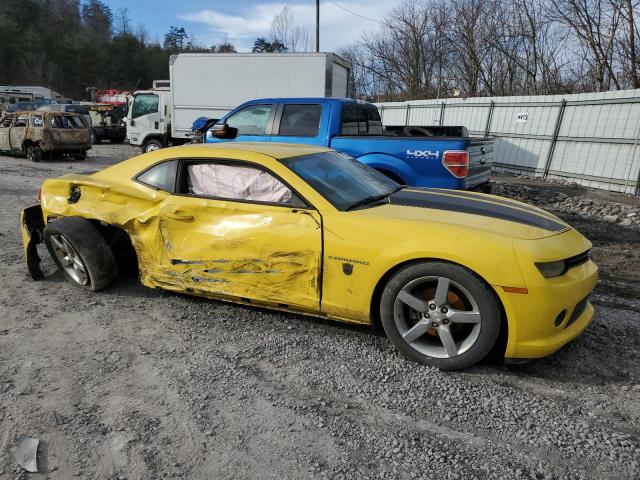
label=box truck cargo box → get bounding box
[127,53,351,152]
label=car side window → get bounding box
[340,105,367,135]
[226,104,273,136]
[136,160,178,192]
[0,116,12,128]
[14,114,28,127]
[277,104,322,137]
[182,161,293,205]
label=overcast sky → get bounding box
[105,0,398,51]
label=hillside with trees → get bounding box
[1,0,639,102]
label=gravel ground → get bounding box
[0,145,639,480]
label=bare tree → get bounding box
[550,0,622,91]
[270,6,311,53]
[340,0,640,101]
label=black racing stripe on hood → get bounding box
[391,190,567,232]
[416,188,558,219]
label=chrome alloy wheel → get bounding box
[49,234,89,285]
[393,276,481,358]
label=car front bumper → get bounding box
[499,229,598,359]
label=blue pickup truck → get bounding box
[205,98,493,190]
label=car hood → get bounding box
[358,188,571,240]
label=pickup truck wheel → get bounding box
[380,262,501,370]
[43,217,117,291]
[143,139,163,153]
[27,145,42,162]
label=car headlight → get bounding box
[535,260,567,278]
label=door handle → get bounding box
[166,212,194,221]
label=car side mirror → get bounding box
[211,123,238,139]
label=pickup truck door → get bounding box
[221,104,275,143]
[9,113,29,152]
[270,103,328,146]
[153,160,322,312]
[0,116,12,151]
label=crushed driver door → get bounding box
[156,195,323,312]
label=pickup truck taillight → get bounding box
[442,151,469,178]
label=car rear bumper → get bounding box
[20,204,46,280]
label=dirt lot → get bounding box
[1,145,639,480]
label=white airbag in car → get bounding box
[188,163,291,203]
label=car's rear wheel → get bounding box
[380,262,501,370]
[43,217,117,291]
[90,131,100,145]
[27,145,42,162]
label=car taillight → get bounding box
[443,151,469,178]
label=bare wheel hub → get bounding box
[49,234,89,286]
[393,276,482,359]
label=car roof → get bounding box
[177,142,331,160]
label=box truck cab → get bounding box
[126,83,172,152]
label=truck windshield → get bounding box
[282,151,399,211]
[131,94,159,119]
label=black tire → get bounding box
[142,139,163,153]
[27,145,42,162]
[90,131,101,145]
[43,217,117,291]
[376,169,404,185]
[380,262,501,370]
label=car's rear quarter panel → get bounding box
[330,136,469,188]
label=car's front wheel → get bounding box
[380,262,501,370]
[43,217,117,291]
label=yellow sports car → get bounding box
[21,143,598,369]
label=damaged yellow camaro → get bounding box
[21,143,598,369]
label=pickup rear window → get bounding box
[341,104,383,136]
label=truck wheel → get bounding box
[91,131,101,145]
[27,145,43,162]
[380,262,501,370]
[43,217,117,291]
[142,139,163,153]
[376,169,404,185]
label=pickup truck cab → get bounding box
[206,98,493,189]
[0,111,91,161]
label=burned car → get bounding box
[0,111,91,161]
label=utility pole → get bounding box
[316,0,320,52]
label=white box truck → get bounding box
[127,52,351,152]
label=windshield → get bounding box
[131,94,159,119]
[282,151,399,210]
